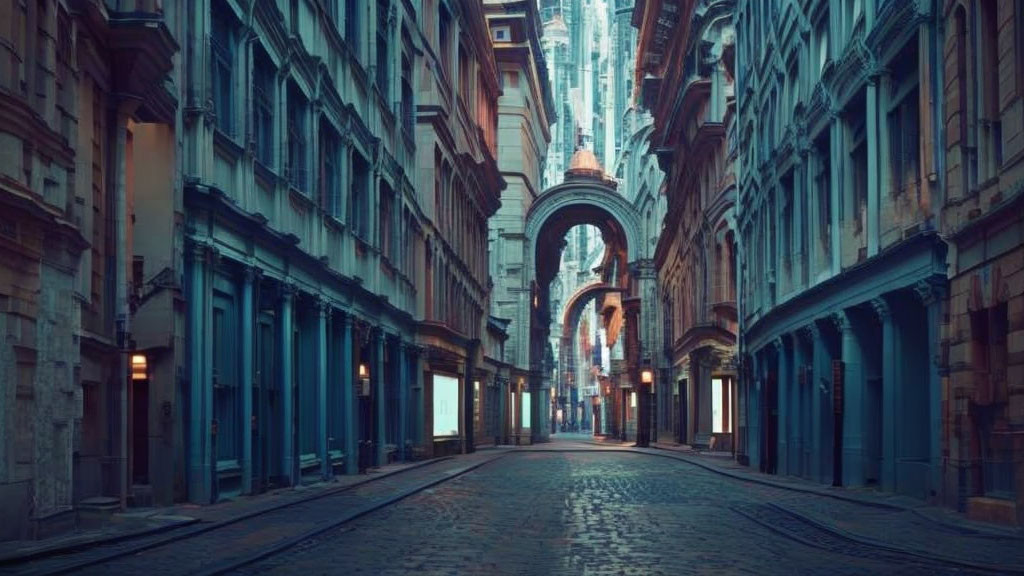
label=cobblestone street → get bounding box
[4,438,1023,575]
[229,439,1019,576]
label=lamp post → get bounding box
[639,366,654,447]
[357,362,370,473]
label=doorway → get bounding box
[131,379,149,485]
[762,371,779,475]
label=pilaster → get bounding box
[375,328,386,466]
[187,241,212,504]
[834,310,865,488]
[870,296,896,492]
[279,282,296,486]
[316,296,330,480]
[915,279,945,499]
[341,313,357,475]
[240,265,260,494]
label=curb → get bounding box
[636,443,1024,540]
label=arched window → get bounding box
[978,0,1002,172]
[955,5,972,196]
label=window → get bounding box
[847,93,867,240]
[379,182,393,259]
[458,44,471,105]
[815,13,829,78]
[781,174,794,271]
[439,5,452,81]
[253,49,275,167]
[350,152,371,238]
[433,374,460,437]
[887,41,919,197]
[376,0,389,96]
[815,135,832,254]
[401,55,414,137]
[287,83,308,192]
[711,378,732,433]
[978,1,1002,172]
[211,1,236,136]
[319,124,341,217]
[955,7,975,196]
[492,25,510,42]
[345,0,359,53]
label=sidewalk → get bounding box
[596,436,1024,573]
[0,456,452,565]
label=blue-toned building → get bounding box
[734,0,947,500]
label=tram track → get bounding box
[730,501,1019,574]
[0,452,508,576]
[3,445,1018,575]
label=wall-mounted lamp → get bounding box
[131,354,148,381]
[641,368,654,385]
[358,362,369,379]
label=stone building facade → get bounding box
[484,0,555,445]
[635,0,738,452]
[0,0,175,539]
[734,0,949,501]
[940,0,1024,524]
[0,0,518,539]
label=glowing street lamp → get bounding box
[131,354,148,381]
[640,368,654,385]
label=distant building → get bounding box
[483,0,556,443]
[635,0,737,452]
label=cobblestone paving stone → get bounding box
[235,451,992,576]
[7,451,506,576]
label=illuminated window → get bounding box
[433,374,459,437]
[522,392,531,428]
[712,378,733,433]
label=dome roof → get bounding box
[564,148,618,188]
[569,149,603,172]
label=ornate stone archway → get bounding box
[519,150,651,443]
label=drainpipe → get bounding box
[112,100,138,510]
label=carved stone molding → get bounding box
[868,297,891,322]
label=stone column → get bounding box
[188,243,210,504]
[871,297,897,492]
[375,329,386,466]
[836,311,865,487]
[279,284,295,486]
[809,323,826,484]
[240,266,257,494]
[793,329,810,478]
[316,297,330,479]
[749,353,761,471]
[398,341,408,461]
[774,338,789,477]
[916,280,945,497]
[414,346,426,448]
[341,314,357,475]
